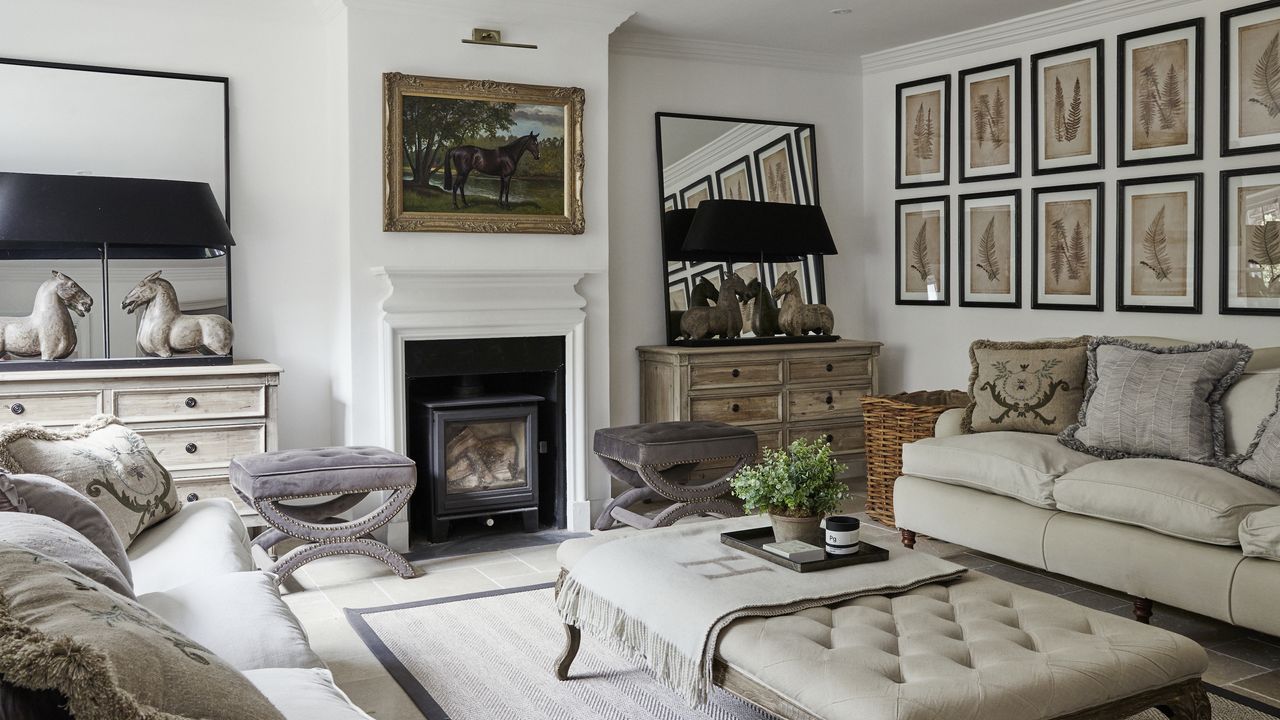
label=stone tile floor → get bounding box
[281,483,1280,718]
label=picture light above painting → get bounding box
[654,112,832,345]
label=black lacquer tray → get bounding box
[721,526,890,573]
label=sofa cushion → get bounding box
[0,512,134,598]
[1237,375,1280,491]
[1240,506,1280,561]
[0,543,285,720]
[138,571,323,671]
[1054,459,1280,545]
[128,498,253,595]
[1224,370,1280,458]
[0,471,132,587]
[1060,338,1252,467]
[963,337,1090,434]
[901,432,1099,508]
[0,415,180,547]
[243,668,374,720]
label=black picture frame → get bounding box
[958,59,1021,183]
[1030,40,1105,175]
[1117,19,1205,167]
[958,189,1021,308]
[751,134,801,203]
[678,175,714,209]
[714,155,756,201]
[895,74,950,189]
[1031,182,1104,311]
[1222,0,1280,156]
[1116,173,1203,314]
[794,126,815,204]
[894,195,950,306]
[1220,165,1280,315]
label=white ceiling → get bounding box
[609,0,1083,57]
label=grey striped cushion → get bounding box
[1059,338,1252,466]
[1239,391,1280,490]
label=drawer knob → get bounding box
[185,442,199,454]
[731,403,741,413]
[824,433,835,444]
[186,493,199,502]
[824,394,834,405]
[185,396,198,409]
[731,368,740,378]
[9,403,23,416]
[826,363,834,372]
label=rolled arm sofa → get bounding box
[894,339,1280,636]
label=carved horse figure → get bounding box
[0,270,93,361]
[772,270,833,337]
[121,271,233,357]
[443,132,541,210]
[679,272,747,340]
[667,277,721,336]
[742,277,780,337]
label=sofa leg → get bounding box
[900,529,917,549]
[1133,597,1154,624]
[554,624,581,680]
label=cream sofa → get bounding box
[125,498,374,719]
[894,339,1280,637]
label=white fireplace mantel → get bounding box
[372,266,591,545]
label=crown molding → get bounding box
[861,0,1199,74]
[335,0,632,31]
[610,31,858,75]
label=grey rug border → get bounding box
[343,584,1280,720]
[344,582,556,720]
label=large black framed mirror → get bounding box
[655,112,824,344]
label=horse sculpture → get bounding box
[0,271,93,361]
[667,277,720,336]
[772,270,833,337]
[443,132,541,210]
[121,271,233,357]
[679,273,747,340]
[742,277,780,337]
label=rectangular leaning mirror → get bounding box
[655,112,824,344]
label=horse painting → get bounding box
[121,271,233,357]
[443,132,541,209]
[0,270,93,361]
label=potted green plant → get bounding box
[730,438,848,544]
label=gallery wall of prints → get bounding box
[862,0,1280,395]
[661,121,821,316]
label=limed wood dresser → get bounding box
[638,340,880,481]
[0,360,280,526]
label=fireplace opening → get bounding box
[404,336,565,545]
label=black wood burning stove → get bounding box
[420,393,541,543]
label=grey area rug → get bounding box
[347,584,1280,720]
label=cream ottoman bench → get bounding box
[554,534,1210,720]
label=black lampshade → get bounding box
[662,209,698,260]
[0,172,233,259]
[680,200,837,262]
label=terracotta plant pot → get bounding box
[769,513,823,545]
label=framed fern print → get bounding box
[1031,40,1104,175]
[1117,174,1202,314]
[715,156,756,201]
[679,175,713,209]
[1031,183,1103,311]
[959,60,1020,183]
[1223,0,1280,155]
[895,196,949,306]
[1118,19,1204,166]
[1221,166,1280,314]
[959,190,1020,308]
[895,75,949,188]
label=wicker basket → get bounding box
[860,390,969,527]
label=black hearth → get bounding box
[404,336,565,544]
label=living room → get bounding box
[3,0,1280,718]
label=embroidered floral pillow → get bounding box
[0,416,179,548]
[963,337,1091,434]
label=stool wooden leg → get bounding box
[555,624,581,681]
[1133,597,1154,624]
[900,529,917,549]
[1157,681,1210,719]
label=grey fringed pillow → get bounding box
[1058,337,1252,467]
[0,472,132,586]
[1239,385,1280,491]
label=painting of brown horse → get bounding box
[443,132,541,210]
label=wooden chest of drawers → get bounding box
[0,360,280,525]
[638,341,881,481]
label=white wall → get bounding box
[608,48,865,425]
[0,0,343,449]
[862,0,1280,395]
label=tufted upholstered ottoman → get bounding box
[593,421,757,530]
[554,531,1211,720]
[230,446,417,584]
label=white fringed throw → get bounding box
[555,517,966,706]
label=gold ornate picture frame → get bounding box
[383,73,585,234]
